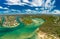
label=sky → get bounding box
[0,0,60,14]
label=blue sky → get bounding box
[0,0,60,14]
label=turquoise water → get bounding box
[0,18,45,39]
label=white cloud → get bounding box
[51,10,60,14]
[0,6,3,9]
[25,9,32,11]
[0,6,8,9]
[5,0,26,5]
[37,9,60,14]
[11,9,21,12]
[5,0,55,7]
[35,8,39,10]
[3,7,8,9]
[44,0,55,10]
[30,0,44,7]
[6,0,20,4]
[22,0,30,3]
[3,0,57,14]
[5,0,55,12]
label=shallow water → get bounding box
[0,17,45,39]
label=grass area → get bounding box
[39,14,60,38]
